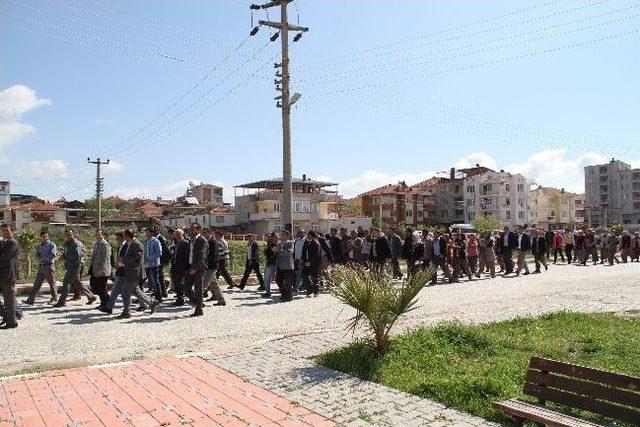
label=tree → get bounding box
[83,198,117,220]
[342,203,363,217]
[17,227,39,277]
[473,215,502,233]
[610,224,624,236]
[327,265,434,354]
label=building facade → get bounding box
[584,159,640,226]
[360,180,438,227]
[463,170,533,227]
[189,183,224,206]
[234,177,367,234]
[530,186,581,230]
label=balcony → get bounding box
[249,212,282,221]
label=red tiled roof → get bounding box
[13,202,60,212]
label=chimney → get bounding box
[302,174,307,181]
[475,163,480,167]
[450,167,455,179]
[561,188,565,193]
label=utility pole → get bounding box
[250,0,308,232]
[87,158,110,230]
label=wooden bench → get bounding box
[493,356,640,426]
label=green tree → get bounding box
[17,227,39,277]
[610,224,624,236]
[342,203,363,217]
[83,198,117,220]
[473,215,502,233]
[327,265,434,354]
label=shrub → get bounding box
[326,265,434,354]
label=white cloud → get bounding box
[103,160,124,172]
[0,85,51,154]
[453,152,498,170]
[110,179,233,203]
[506,149,607,192]
[12,159,68,179]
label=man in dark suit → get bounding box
[515,225,531,276]
[328,228,342,264]
[386,227,403,279]
[170,228,191,306]
[370,228,391,275]
[119,229,158,319]
[499,225,518,274]
[237,234,263,291]
[301,230,322,297]
[531,229,548,273]
[0,224,20,329]
[185,223,208,317]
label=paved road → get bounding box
[2,262,638,377]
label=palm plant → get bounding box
[327,264,434,354]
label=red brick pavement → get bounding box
[0,357,335,427]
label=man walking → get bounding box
[237,234,263,291]
[118,229,158,319]
[531,229,548,273]
[275,231,294,302]
[583,229,599,265]
[144,227,163,303]
[214,231,234,289]
[89,229,112,310]
[301,231,322,297]
[170,229,190,306]
[54,229,96,307]
[500,225,518,274]
[203,228,225,306]
[185,223,208,317]
[515,226,531,276]
[386,227,403,279]
[370,228,391,275]
[0,224,20,329]
[24,231,58,305]
[620,231,631,263]
[100,231,127,314]
[552,230,565,264]
[262,232,278,298]
[292,229,306,293]
[425,230,451,284]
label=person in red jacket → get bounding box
[552,230,565,264]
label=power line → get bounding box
[304,28,640,99]
[106,41,274,160]
[111,53,278,162]
[296,9,639,85]
[296,0,573,68]
[295,0,615,71]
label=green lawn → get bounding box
[318,312,640,425]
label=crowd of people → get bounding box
[1,222,639,329]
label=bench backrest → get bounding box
[524,356,640,424]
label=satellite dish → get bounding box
[290,92,302,105]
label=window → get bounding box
[274,203,281,212]
[215,216,224,224]
[482,184,492,193]
[275,224,284,232]
[505,184,510,191]
[406,210,413,218]
[417,211,424,218]
[466,185,475,193]
[468,212,475,220]
[505,211,511,219]
[518,211,525,219]
[517,183,524,192]
[505,198,511,206]
[443,210,449,217]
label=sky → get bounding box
[1,0,639,204]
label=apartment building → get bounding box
[360,180,437,227]
[234,176,366,234]
[584,159,640,226]
[530,186,581,230]
[188,182,224,206]
[464,169,533,227]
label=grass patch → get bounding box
[318,311,640,424]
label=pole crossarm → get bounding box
[258,20,309,32]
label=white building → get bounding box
[463,169,534,227]
[161,206,236,230]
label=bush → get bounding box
[326,265,434,354]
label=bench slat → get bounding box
[523,383,640,425]
[527,370,640,409]
[530,357,640,392]
[493,399,602,427]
